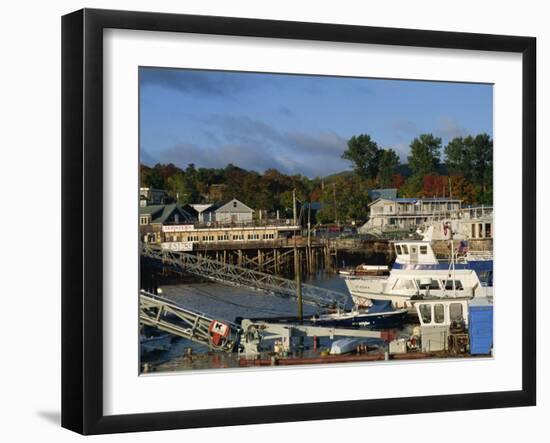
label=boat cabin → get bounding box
[415,299,469,352]
[393,241,439,265]
[385,269,479,299]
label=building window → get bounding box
[395,245,402,255]
[485,223,492,238]
[402,245,409,254]
[420,245,427,254]
[233,201,237,208]
[139,216,149,225]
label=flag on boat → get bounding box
[458,240,469,254]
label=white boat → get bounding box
[391,239,493,286]
[345,267,492,310]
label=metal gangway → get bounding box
[141,243,349,308]
[140,290,240,352]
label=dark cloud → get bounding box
[147,115,350,177]
[139,68,254,97]
[139,148,158,166]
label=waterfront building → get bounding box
[190,203,215,222]
[202,198,254,224]
[139,203,197,243]
[139,187,168,206]
[362,197,462,233]
[138,201,300,250]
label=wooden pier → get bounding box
[184,237,393,276]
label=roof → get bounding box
[368,197,462,206]
[139,204,195,223]
[139,187,168,193]
[211,198,254,213]
[190,203,214,213]
[139,204,165,216]
[368,188,397,200]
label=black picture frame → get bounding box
[62,8,536,435]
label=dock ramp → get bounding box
[139,290,241,352]
[141,243,349,308]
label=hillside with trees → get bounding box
[140,132,493,224]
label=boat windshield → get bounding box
[419,304,431,323]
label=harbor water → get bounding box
[141,255,415,373]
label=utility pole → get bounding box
[332,182,337,225]
[307,203,312,273]
[292,188,297,226]
[294,247,303,320]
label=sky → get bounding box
[139,67,493,178]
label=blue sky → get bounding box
[139,67,493,178]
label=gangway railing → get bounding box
[141,243,349,309]
[139,290,240,352]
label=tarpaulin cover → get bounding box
[368,300,394,313]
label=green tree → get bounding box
[444,133,492,204]
[165,171,186,202]
[316,176,371,224]
[180,163,200,203]
[408,134,442,177]
[140,164,164,189]
[471,133,493,192]
[398,175,423,198]
[444,136,472,176]
[377,148,400,187]
[342,134,380,180]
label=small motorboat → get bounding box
[338,264,389,277]
[311,300,408,329]
[330,338,359,355]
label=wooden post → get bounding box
[293,188,297,226]
[294,248,303,320]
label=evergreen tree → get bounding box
[408,134,442,177]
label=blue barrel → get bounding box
[468,300,493,355]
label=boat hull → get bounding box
[313,308,408,329]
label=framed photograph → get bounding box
[62,8,536,434]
